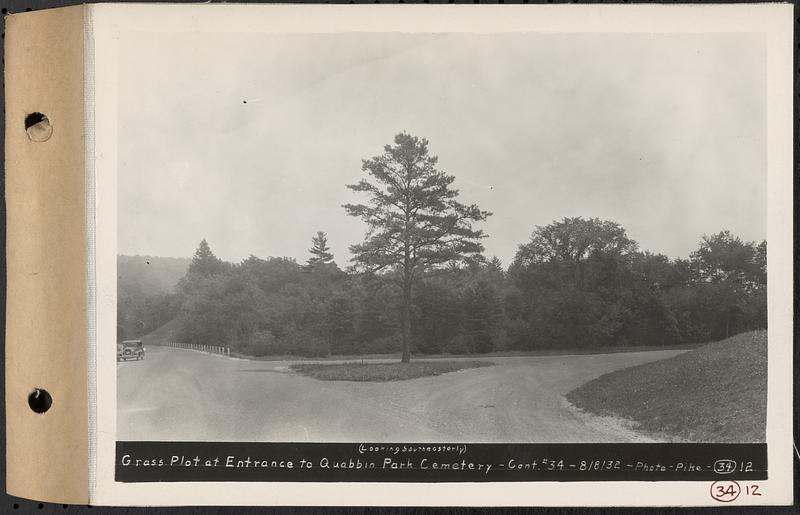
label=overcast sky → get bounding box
[117,31,766,266]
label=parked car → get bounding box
[117,340,145,361]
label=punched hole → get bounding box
[28,388,52,414]
[24,112,52,142]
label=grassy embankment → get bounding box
[566,330,767,442]
[139,318,183,346]
[290,361,494,382]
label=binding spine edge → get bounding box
[4,5,89,504]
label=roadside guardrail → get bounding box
[164,341,231,357]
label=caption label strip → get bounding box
[116,442,767,482]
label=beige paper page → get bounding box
[5,5,89,504]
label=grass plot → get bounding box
[566,330,767,442]
[290,360,494,382]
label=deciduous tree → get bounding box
[511,217,637,291]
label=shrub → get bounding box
[369,334,402,355]
[505,318,532,350]
[239,330,280,357]
[443,334,472,355]
[278,325,329,357]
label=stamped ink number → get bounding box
[710,481,741,502]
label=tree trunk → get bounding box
[725,313,730,339]
[401,277,412,363]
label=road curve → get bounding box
[117,346,686,442]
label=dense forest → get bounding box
[118,223,766,357]
[117,255,189,341]
[118,133,766,358]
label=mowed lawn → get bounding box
[290,360,494,381]
[567,330,767,442]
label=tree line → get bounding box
[118,133,766,359]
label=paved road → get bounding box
[117,346,686,442]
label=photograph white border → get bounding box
[91,4,793,506]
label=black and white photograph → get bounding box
[114,28,772,450]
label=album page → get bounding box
[84,3,792,506]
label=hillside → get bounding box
[141,317,184,346]
[118,255,190,294]
[566,330,767,442]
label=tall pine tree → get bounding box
[344,132,490,362]
[306,231,335,269]
[188,238,225,277]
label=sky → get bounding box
[117,31,766,267]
